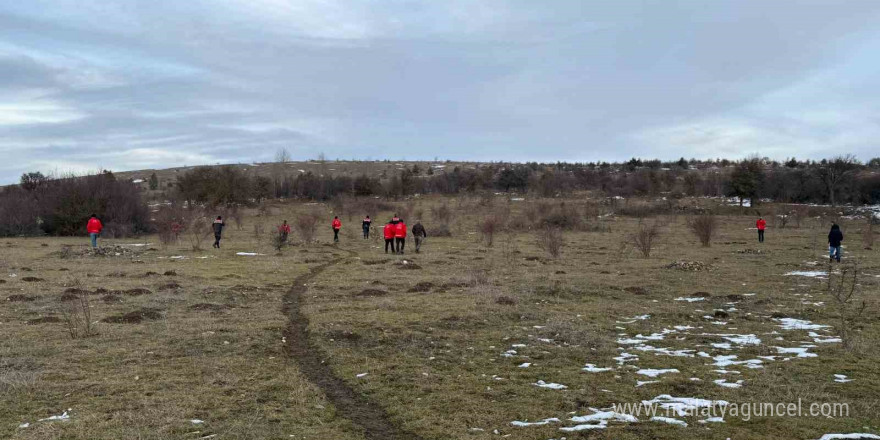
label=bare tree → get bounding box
[275,147,292,163]
[480,214,503,247]
[58,281,93,339]
[295,212,320,243]
[818,155,859,206]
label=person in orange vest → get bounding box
[362,215,372,239]
[756,217,766,243]
[279,220,291,243]
[332,216,342,242]
[395,218,407,254]
[86,214,103,248]
[383,220,396,253]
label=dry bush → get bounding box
[479,214,503,247]
[57,281,93,339]
[187,215,210,251]
[863,216,875,250]
[295,212,320,243]
[630,222,661,258]
[826,263,867,350]
[252,223,265,246]
[270,228,287,253]
[230,205,244,230]
[687,214,718,247]
[431,224,452,237]
[536,226,564,258]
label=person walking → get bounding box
[87,214,103,248]
[279,220,291,243]
[362,215,372,239]
[212,216,225,248]
[391,214,400,223]
[395,218,407,254]
[412,221,427,253]
[384,220,396,253]
[332,216,342,242]
[756,217,766,243]
[828,223,844,262]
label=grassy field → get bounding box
[2,195,878,439]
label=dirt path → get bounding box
[282,250,424,440]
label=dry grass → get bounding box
[2,195,878,440]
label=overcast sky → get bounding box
[2,1,880,183]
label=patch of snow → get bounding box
[776,318,829,331]
[356,373,368,378]
[651,416,688,427]
[675,297,705,302]
[784,271,827,278]
[571,409,638,424]
[833,374,853,383]
[714,379,744,388]
[38,410,70,422]
[698,417,725,424]
[775,346,817,358]
[637,368,679,377]
[711,355,764,368]
[235,252,265,256]
[534,380,567,390]
[643,395,729,417]
[518,363,531,368]
[510,417,560,427]
[637,380,660,387]
[191,419,204,424]
[582,363,612,373]
[817,435,880,440]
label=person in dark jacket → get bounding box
[411,221,427,253]
[362,215,372,239]
[212,216,225,248]
[828,223,843,262]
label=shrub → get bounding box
[630,222,661,258]
[688,214,718,247]
[536,226,564,258]
[479,214,503,247]
[295,212,320,243]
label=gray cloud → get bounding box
[2,1,880,182]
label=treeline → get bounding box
[172,156,880,206]
[0,171,151,237]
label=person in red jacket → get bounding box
[87,214,103,248]
[278,220,291,243]
[756,217,766,243]
[383,221,396,253]
[395,219,407,254]
[332,216,342,242]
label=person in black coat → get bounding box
[828,223,843,262]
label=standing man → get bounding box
[395,218,407,254]
[212,216,225,248]
[362,215,372,239]
[828,223,844,262]
[332,216,342,243]
[279,220,291,244]
[384,220,396,253]
[412,221,427,253]
[87,214,103,248]
[756,217,766,243]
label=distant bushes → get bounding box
[0,171,150,237]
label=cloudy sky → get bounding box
[2,1,880,183]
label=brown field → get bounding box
[2,195,878,439]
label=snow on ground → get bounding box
[582,363,612,373]
[636,368,679,377]
[651,416,688,427]
[776,318,830,331]
[714,379,744,388]
[510,417,560,427]
[236,252,266,256]
[817,435,880,440]
[833,374,853,383]
[533,380,567,390]
[643,395,729,417]
[674,297,706,302]
[699,417,725,424]
[784,271,828,278]
[775,346,818,358]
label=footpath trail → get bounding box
[282,247,424,440]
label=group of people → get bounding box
[86,212,846,262]
[755,216,845,262]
